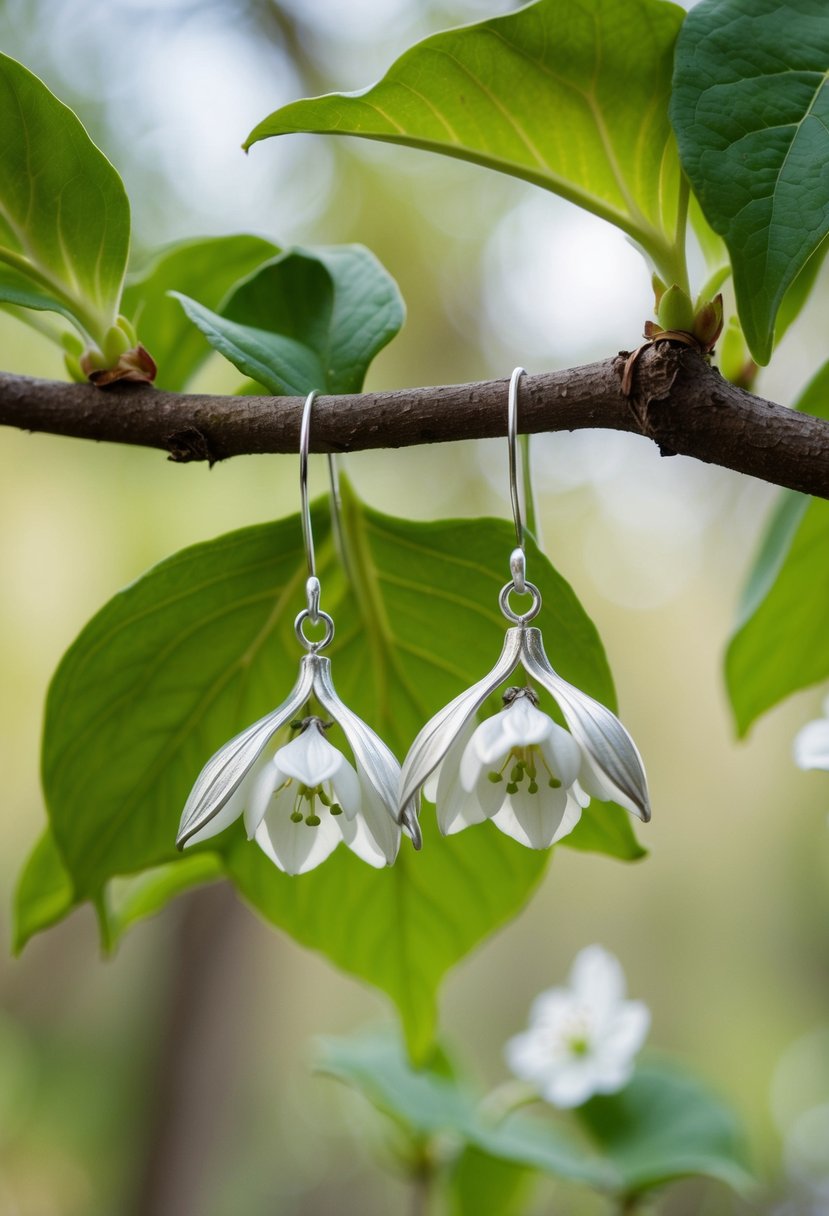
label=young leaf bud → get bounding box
[656,285,695,334]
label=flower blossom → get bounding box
[177,650,409,871]
[401,625,650,848]
[793,698,829,772]
[432,687,589,848]
[505,945,650,1108]
[243,718,399,874]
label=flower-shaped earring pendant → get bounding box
[177,390,418,874]
[400,368,650,849]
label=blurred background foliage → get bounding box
[1,0,829,1212]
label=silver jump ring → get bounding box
[499,579,542,625]
[294,608,335,652]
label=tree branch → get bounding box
[2,345,829,498]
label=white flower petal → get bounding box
[492,783,570,849]
[569,946,626,1018]
[600,1001,651,1060]
[540,722,581,788]
[541,1062,601,1108]
[352,775,400,864]
[526,988,580,1032]
[506,946,649,1108]
[552,791,584,843]
[339,810,386,868]
[333,807,388,865]
[428,721,474,806]
[504,1028,552,1083]
[436,758,464,834]
[473,765,509,818]
[500,696,555,746]
[794,717,829,771]
[275,723,344,786]
[255,801,341,874]
[331,755,362,819]
[423,768,440,803]
[463,714,509,781]
[244,757,284,839]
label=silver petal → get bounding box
[520,627,651,823]
[399,627,524,817]
[176,655,316,848]
[311,656,413,848]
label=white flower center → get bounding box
[487,744,563,795]
[275,778,344,829]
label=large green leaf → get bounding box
[577,1060,754,1195]
[0,54,130,344]
[13,828,74,953]
[245,0,688,285]
[38,488,641,1057]
[671,0,829,364]
[13,826,223,953]
[315,1029,612,1188]
[725,360,829,735]
[174,243,404,395]
[121,235,278,390]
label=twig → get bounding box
[2,345,829,497]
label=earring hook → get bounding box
[299,388,319,583]
[507,367,526,555]
[507,367,529,596]
[296,389,335,650]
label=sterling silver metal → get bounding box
[295,390,336,648]
[177,388,420,854]
[177,653,412,849]
[507,366,526,554]
[501,367,535,611]
[398,369,651,834]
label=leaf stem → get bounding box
[671,170,691,295]
[410,1169,432,1216]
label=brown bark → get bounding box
[2,345,828,498]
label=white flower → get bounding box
[177,650,412,863]
[400,625,650,845]
[242,719,399,874]
[432,688,588,847]
[793,698,829,771]
[505,945,650,1108]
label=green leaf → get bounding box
[577,1059,754,1195]
[671,0,829,364]
[468,1110,617,1190]
[447,1148,534,1216]
[121,235,278,390]
[38,488,640,1058]
[316,1029,613,1188]
[13,828,74,954]
[775,235,829,347]
[725,360,829,734]
[100,855,224,951]
[245,0,689,285]
[726,494,829,736]
[13,828,223,953]
[173,243,404,395]
[0,53,130,343]
[316,1030,472,1134]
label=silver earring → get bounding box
[399,368,650,851]
[177,390,410,874]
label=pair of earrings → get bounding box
[176,370,650,875]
